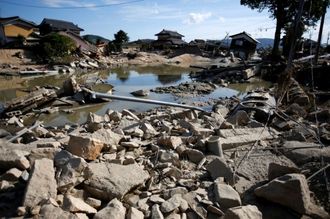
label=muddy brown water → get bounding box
[0,65,271,127]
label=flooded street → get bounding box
[0,65,271,126]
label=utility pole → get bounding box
[314,0,328,65]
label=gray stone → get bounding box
[1,168,22,181]
[151,204,164,219]
[150,195,166,204]
[23,158,57,208]
[157,136,183,149]
[62,195,97,214]
[183,192,207,219]
[282,141,330,165]
[206,157,236,185]
[127,206,144,219]
[214,181,241,210]
[54,150,87,193]
[122,109,140,121]
[161,194,183,213]
[0,148,30,170]
[163,187,189,199]
[84,163,149,201]
[131,89,150,97]
[85,197,102,209]
[93,198,126,219]
[184,149,205,164]
[86,113,104,132]
[224,205,262,219]
[39,203,77,219]
[227,110,250,126]
[141,122,158,137]
[28,148,60,165]
[108,111,122,122]
[268,162,299,181]
[255,173,310,214]
[217,127,278,150]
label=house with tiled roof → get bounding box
[0,16,39,46]
[153,29,186,49]
[229,31,260,60]
[39,18,84,36]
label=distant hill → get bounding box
[256,38,274,49]
[82,34,110,45]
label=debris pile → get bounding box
[0,90,329,218]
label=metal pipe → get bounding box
[83,88,207,112]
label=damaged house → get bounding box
[39,18,97,54]
[229,31,259,60]
[0,16,39,47]
[153,29,187,49]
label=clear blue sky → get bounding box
[0,0,329,43]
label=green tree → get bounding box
[241,0,329,59]
[109,30,129,52]
[39,33,76,61]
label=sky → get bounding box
[0,0,329,43]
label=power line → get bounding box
[0,0,144,9]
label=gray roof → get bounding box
[40,18,84,32]
[0,16,37,27]
[155,29,184,38]
[230,31,260,44]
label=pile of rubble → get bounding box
[152,82,217,98]
[0,90,329,218]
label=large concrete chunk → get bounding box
[62,195,97,214]
[23,158,57,208]
[93,198,126,219]
[39,203,78,219]
[160,194,183,213]
[84,163,149,201]
[66,129,122,160]
[254,173,310,214]
[0,148,30,170]
[206,157,236,185]
[224,205,262,219]
[282,141,330,165]
[214,182,241,210]
[217,127,278,150]
[66,134,104,160]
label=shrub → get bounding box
[38,33,76,62]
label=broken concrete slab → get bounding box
[23,158,57,208]
[62,195,97,214]
[224,205,262,219]
[217,127,278,150]
[0,147,30,170]
[281,141,330,165]
[84,163,149,201]
[255,173,311,214]
[94,198,126,219]
[160,194,183,213]
[214,181,241,210]
[206,157,236,185]
[66,134,104,160]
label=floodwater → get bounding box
[0,65,271,127]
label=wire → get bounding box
[0,0,144,9]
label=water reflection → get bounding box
[157,74,182,85]
[0,65,272,127]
